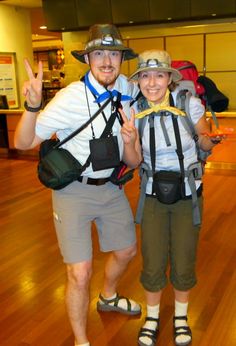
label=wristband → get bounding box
[24,100,42,112]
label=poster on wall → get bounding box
[0,52,19,108]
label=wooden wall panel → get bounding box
[206,32,236,71]
[120,39,129,76]
[166,34,204,71]
[128,37,164,76]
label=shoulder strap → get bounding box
[171,114,186,196]
[52,97,112,149]
[175,90,202,156]
[138,117,148,142]
[173,91,203,225]
[130,90,143,107]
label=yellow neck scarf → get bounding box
[135,89,186,119]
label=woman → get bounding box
[129,50,222,346]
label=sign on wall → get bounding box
[0,52,19,108]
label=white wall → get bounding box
[0,4,33,108]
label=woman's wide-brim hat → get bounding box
[71,24,137,63]
[129,49,182,82]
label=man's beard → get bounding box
[98,74,117,88]
[95,64,119,88]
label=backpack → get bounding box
[171,60,205,98]
[137,90,209,164]
[171,60,229,128]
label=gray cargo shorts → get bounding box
[52,180,136,263]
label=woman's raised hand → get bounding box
[119,107,138,145]
[22,58,43,108]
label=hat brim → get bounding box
[71,46,137,64]
[129,66,182,82]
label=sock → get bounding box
[174,300,191,344]
[139,304,160,346]
[99,292,140,312]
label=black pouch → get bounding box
[38,139,84,190]
[153,170,184,204]
[110,161,134,187]
[89,135,120,171]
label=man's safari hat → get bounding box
[129,49,182,82]
[71,23,137,63]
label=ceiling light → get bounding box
[39,25,47,30]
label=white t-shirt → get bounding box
[137,91,205,195]
[36,72,139,178]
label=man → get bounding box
[14,24,142,346]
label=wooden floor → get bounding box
[0,137,236,346]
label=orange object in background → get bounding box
[202,127,235,138]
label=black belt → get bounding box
[77,176,110,186]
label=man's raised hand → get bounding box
[23,58,43,108]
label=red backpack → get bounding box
[171,60,205,97]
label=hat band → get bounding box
[86,37,123,50]
[139,59,169,69]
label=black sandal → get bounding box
[138,317,159,346]
[173,316,192,346]
[97,293,141,315]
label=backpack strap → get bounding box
[138,117,147,142]
[130,90,143,107]
[174,90,202,225]
[207,105,219,129]
[176,89,211,163]
[176,90,200,143]
[185,162,202,226]
[135,161,152,224]
[171,114,186,197]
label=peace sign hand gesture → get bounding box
[119,107,138,145]
[22,58,43,108]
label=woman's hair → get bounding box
[168,80,178,92]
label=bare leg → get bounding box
[101,244,137,297]
[65,261,92,345]
[97,244,140,314]
[174,289,189,303]
[145,289,162,306]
